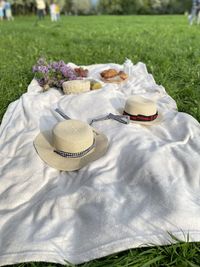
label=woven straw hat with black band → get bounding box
[34,120,108,171]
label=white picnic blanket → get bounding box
[0,62,200,266]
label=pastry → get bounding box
[100,69,128,83]
[118,71,128,80]
[74,67,88,78]
[100,69,118,79]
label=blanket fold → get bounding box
[0,62,200,266]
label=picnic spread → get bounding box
[0,60,200,266]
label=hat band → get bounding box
[123,111,158,122]
[54,139,96,158]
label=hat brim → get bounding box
[128,110,163,126]
[34,129,108,171]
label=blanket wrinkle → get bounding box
[0,62,200,266]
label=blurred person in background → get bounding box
[50,1,57,21]
[196,0,200,24]
[189,0,200,24]
[36,0,46,20]
[0,0,3,21]
[5,1,13,21]
[55,2,60,21]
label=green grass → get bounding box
[0,15,200,267]
[0,15,200,122]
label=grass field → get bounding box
[0,15,200,267]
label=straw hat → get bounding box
[34,120,108,171]
[123,95,163,125]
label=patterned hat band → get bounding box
[54,139,96,158]
[123,111,158,122]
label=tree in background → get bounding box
[167,0,192,14]
[11,0,92,15]
[63,0,73,14]
[97,0,122,14]
[10,0,192,16]
[149,0,170,14]
[12,0,36,14]
[98,0,192,14]
[71,0,92,14]
[52,0,93,15]
[120,0,148,14]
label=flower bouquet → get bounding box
[32,58,88,91]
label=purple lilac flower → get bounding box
[32,65,38,73]
[37,65,49,74]
[51,60,65,71]
[60,79,65,85]
[32,58,83,90]
[38,78,46,87]
[60,65,75,78]
[51,62,60,71]
[68,75,80,80]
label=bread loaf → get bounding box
[62,80,90,95]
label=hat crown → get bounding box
[53,120,94,153]
[125,96,157,116]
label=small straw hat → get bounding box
[34,120,108,171]
[123,95,163,125]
